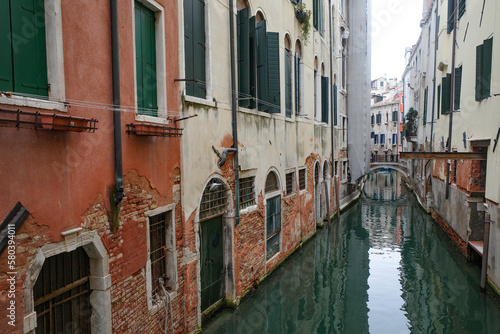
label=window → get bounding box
[334,161,338,176]
[265,171,280,193]
[447,0,456,33]
[371,132,374,138]
[374,134,379,144]
[286,171,295,195]
[441,74,452,114]
[476,38,493,101]
[34,248,91,333]
[237,7,251,107]
[333,82,338,125]
[321,75,329,123]
[454,66,462,110]
[149,212,168,298]
[342,161,347,180]
[459,0,466,19]
[314,58,319,120]
[285,37,292,118]
[392,110,397,122]
[295,41,302,115]
[371,114,375,125]
[392,133,397,145]
[437,84,441,118]
[266,195,281,260]
[184,0,206,98]
[380,134,385,145]
[313,0,323,33]
[200,179,227,220]
[298,168,306,190]
[135,1,157,115]
[423,87,428,124]
[376,113,381,124]
[240,176,256,209]
[1,0,48,96]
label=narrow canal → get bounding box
[203,170,500,334]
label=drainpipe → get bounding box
[229,0,240,225]
[111,0,123,206]
[328,0,336,221]
[429,0,439,152]
[445,0,457,200]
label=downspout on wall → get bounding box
[429,0,439,152]
[229,0,240,225]
[111,0,123,206]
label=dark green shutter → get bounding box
[267,32,280,114]
[333,83,338,125]
[238,8,250,107]
[295,53,300,114]
[249,16,257,109]
[11,0,48,96]
[371,114,374,125]
[135,1,157,115]
[423,87,428,124]
[291,0,298,4]
[447,0,454,34]
[476,43,483,101]
[285,49,291,117]
[321,76,329,123]
[184,0,205,98]
[0,0,13,92]
[454,66,462,110]
[256,20,268,111]
[482,38,493,99]
[442,74,451,114]
[313,0,319,30]
[459,0,466,18]
[437,84,441,118]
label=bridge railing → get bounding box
[370,154,401,163]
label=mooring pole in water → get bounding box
[481,212,493,292]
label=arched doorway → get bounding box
[199,178,228,311]
[314,162,321,223]
[322,160,330,220]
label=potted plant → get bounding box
[295,4,312,45]
[402,108,418,140]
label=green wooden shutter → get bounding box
[193,0,206,98]
[313,0,319,30]
[295,53,300,115]
[291,0,299,4]
[333,83,338,125]
[454,66,462,110]
[184,0,205,99]
[423,87,428,124]
[237,8,250,107]
[437,84,441,118]
[285,49,291,117]
[482,38,493,100]
[447,0,454,34]
[475,43,483,101]
[257,20,268,111]
[267,32,280,114]
[249,16,257,109]
[135,1,157,115]
[0,0,13,92]
[11,0,48,96]
[459,0,466,18]
[442,74,451,114]
[321,76,329,123]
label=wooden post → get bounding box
[481,212,492,292]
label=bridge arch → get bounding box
[369,164,408,179]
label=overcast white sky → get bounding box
[371,0,423,81]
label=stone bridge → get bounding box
[369,155,408,178]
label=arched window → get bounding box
[284,34,292,118]
[265,171,280,193]
[314,56,319,121]
[265,171,281,260]
[295,40,302,115]
[200,178,228,221]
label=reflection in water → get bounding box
[204,171,500,334]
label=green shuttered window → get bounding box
[454,66,462,110]
[257,20,268,111]
[184,0,206,99]
[135,1,157,116]
[313,0,323,32]
[321,76,329,123]
[441,74,451,114]
[237,8,250,107]
[447,0,454,34]
[285,49,292,117]
[267,32,281,114]
[295,53,300,115]
[1,0,48,96]
[423,87,428,124]
[437,84,441,119]
[333,83,338,126]
[459,0,466,19]
[476,38,493,101]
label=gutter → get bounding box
[430,0,439,152]
[229,0,240,225]
[111,0,123,206]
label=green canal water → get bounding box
[203,171,500,333]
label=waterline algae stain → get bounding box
[204,171,500,333]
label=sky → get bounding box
[371,0,423,81]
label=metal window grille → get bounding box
[299,169,306,190]
[239,177,255,209]
[34,247,91,334]
[265,172,279,193]
[200,179,227,220]
[285,172,295,195]
[149,212,169,297]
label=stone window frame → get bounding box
[0,0,66,112]
[145,204,178,314]
[298,167,307,193]
[285,169,296,197]
[132,0,169,124]
[23,230,111,334]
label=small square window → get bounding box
[298,169,306,191]
[285,172,296,196]
[240,176,256,209]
